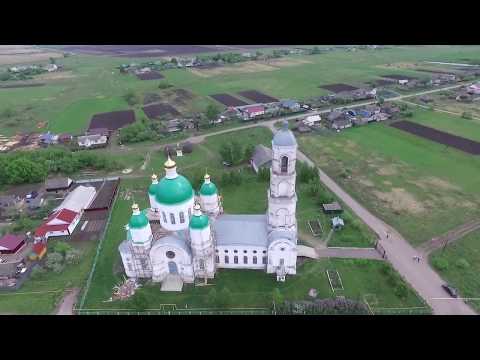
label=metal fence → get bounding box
[77,185,120,310]
[370,307,432,315]
[76,308,272,316]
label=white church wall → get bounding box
[130,225,152,247]
[150,243,195,283]
[149,194,159,212]
[267,239,297,275]
[158,198,194,232]
[200,193,219,214]
[215,245,268,269]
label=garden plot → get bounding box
[210,93,249,107]
[142,103,181,119]
[136,71,164,80]
[320,83,359,93]
[390,120,480,155]
[88,110,136,131]
[326,269,344,292]
[237,90,278,103]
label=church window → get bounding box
[253,250,257,254]
[243,256,248,264]
[215,249,219,253]
[179,211,185,224]
[127,263,133,272]
[234,250,238,253]
[225,256,229,264]
[234,256,238,264]
[162,212,167,223]
[166,251,175,259]
[262,256,267,265]
[263,250,267,254]
[280,258,285,266]
[216,256,219,263]
[253,256,257,264]
[243,250,247,254]
[170,213,176,224]
[281,156,288,173]
[281,247,285,251]
[224,249,228,253]
[199,259,205,270]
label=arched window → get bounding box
[188,207,192,218]
[225,256,229,264]
[170,213,176,224]
[253,256,257,265]
[179,211,185,224]
[162,212,167,223]
[281,156,288,173]
[243,256,248,264]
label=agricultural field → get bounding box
[429,229,480,313]
[1,45,480,138]
[298,110,480,247]
[408,91,480,119]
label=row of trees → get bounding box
[219,141,255,166]
[0,149,122,185]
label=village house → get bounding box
[467,83,480,95]
[381,103,401,116]
[280,99,301,111]
[78,134,108,149]
[0,234,30,279]
[58,133,73,144]
[166,119,183,133]
[45,63,58,72]
[35,185,96,241]
[239,105,265,121]
[326,111,352,131]
[39,132,58,146]
[45,177,73,194]
[303,114,322,127]
[250,144,273,173]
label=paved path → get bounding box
[297,151,476,315]
[317,247,383,260]
[55,288,80,315]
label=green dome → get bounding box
[129,211,149,229]
[148,183,159,195]
[189,213,209,230]
[200,181,217,196]
[156,175,194,205]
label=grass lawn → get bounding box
[430,229,480,313]
[298,118,480,247]
[0,238,97,315]
[402,106,480,142]
[48,96,129,134]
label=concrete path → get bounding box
[55,288,80,315]
[161,275,184,292]
[297,151,476,315]
[297,245,320,259]
[317,247,383,260]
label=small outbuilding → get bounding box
[250,145,273,173]
[322,202,343,214]
[331,216,345,231]
[45,177,73,193]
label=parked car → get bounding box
[442,284,458,298]
[222,161,232,167]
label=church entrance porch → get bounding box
[168,261,178,274]
[161,274,184,292]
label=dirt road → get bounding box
[55,288,80,315]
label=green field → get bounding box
[2,45,480,137]
[430,229,480,313]
[298,111,480,246]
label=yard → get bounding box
[429,229,480,313]
[298,113,480,247]
[0,238,97,314]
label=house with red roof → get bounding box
[0,234,26,255]
[29,242,47,261]
[34,208,81,240]
[239,104,265,120]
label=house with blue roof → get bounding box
[39,131,58,146]
[280,99,301,112]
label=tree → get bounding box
[123,90,139,106]
[49,57,56,64]
[45,252,65,273]
[377,96,385,105]
[4,157,47,184]
[231,141,243,165]
[257,167,270,182]
[65,249,82,265]
[219,142,233,164]
[53,241,73,256]
[205,104,220,123]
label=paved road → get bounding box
[55,288,79,315]
[297,151,476,315]
[317,247,383,260]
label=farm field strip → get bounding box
[390,120,480,155]
[210,93,249,107]
[237,90,279,103]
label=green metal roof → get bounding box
[199,181,217,196]
[155,175,194,205]
[129,211,149,229]
[148,182,159,195]
[189,213,209,230]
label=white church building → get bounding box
[119,121,299,289]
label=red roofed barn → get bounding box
[35,208,81,240]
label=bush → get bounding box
[455,258,470,269]
[462,112,473,120]
[30,265,46,279]
[158,82,173,89]
[45,252,64,272]
[123,91,139,106]
[394,283,408,299]
[53,241,73,256]
[65,249,82,265]
[257,167,270,182]
[432,257,449,271]
[297,162,319,183]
